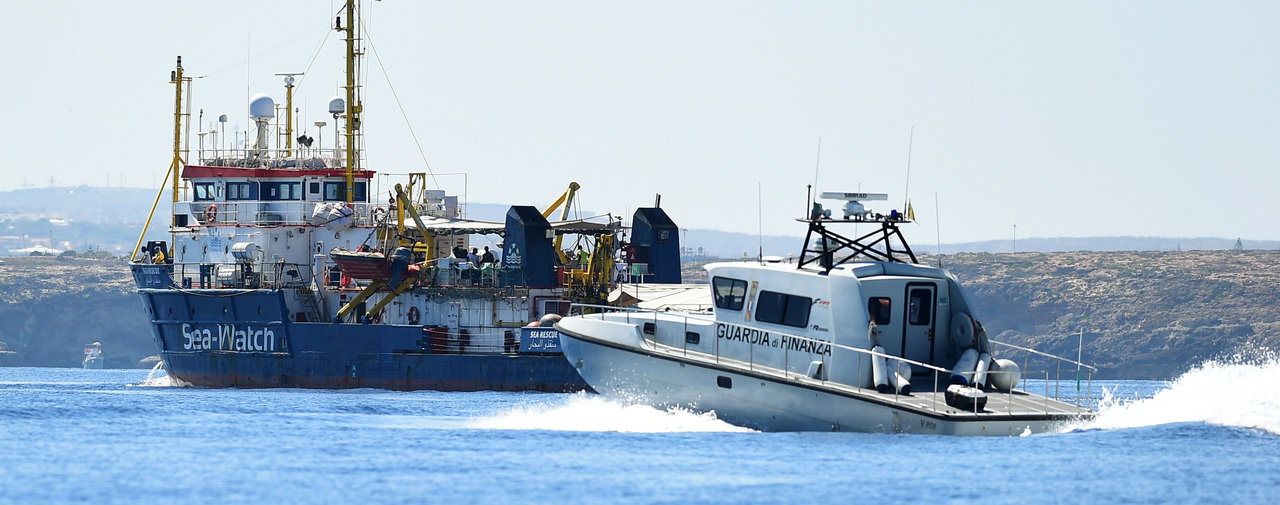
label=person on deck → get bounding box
[152,247,166,264]
[480,246,495,265]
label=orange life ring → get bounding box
[371,207,388,223]
[204,204,218,223]
[407,306,421,325]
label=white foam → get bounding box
[128,361,180,388]
[1084,350,1280,435]
[468,393,755,433]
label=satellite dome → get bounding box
[328,96,345,115]
[249,94,276,119]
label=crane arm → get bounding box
[542,182,580,219]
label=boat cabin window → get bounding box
[755,290,811,328]
[711,277,747,311]
[226,182,255,201]
[908,288,932,326]
[324,181,369,202]
[868,297,892,325]
[261,182,303,200]
[193,182,216,201]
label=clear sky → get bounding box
[2,1,1276,245]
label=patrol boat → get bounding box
[129,0,682,391]
[557,192,1096,435]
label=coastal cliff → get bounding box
[0,257,154,369]
[684,250,1280,379]
[1,251,1276,378]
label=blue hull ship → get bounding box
[131,0,682,391]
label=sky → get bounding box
[2,1,1277,245]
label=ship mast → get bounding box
[338,0,363,203]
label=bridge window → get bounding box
[712,277,747,311]
[261,182,302,200]
[755,290,811,328]
[193,182,216,201]
[324,181,368,201]
[868,297,892,325]
[226,182,255,200]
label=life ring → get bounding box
[204,204,218,223]
[371,207,388,223]
[407,306,421,325]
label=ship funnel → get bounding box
[249,94,276,155]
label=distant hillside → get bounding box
[1,251,1276,378]
[683,250,1279,379]
[3,187,1274,257]
[927,250,1279,379]
[681,231,1280,258]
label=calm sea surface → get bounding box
[1,357,1277,505]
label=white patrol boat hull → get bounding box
[556,314,1090,436]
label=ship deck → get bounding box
[646,341,1093,421]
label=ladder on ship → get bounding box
[295,284,326,322]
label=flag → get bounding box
[907,202,915,221]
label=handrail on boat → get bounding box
[567,302,1096,411]
[989,339,1098,372]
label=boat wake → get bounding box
[128,361,179,388]
[468,393,754,433]
[1083,349,1280,435]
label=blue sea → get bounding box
[2,356,1278,505]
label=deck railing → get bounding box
[181,200,399,228]
[569,303,1097,412]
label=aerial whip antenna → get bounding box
[811,137,822,213]
[902,126,913,213]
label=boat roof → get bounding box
[609,283,712,312]
[704,259,950,281]
[182,165,376,179]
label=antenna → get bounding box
[758,182,763,263]
[902,126,914,211]
[812,137,822,198]
[934,192,941,256]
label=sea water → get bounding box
[1,355,1278,505]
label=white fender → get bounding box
[989,358,1021,392]
[889,359,912,395]
[871,345,891,393]
[973,352,992,389]
[950,348,979,386]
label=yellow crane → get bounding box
[542,182,580,265]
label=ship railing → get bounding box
[196,147,347,169]
[988,339,1098,409]
[570,303,1096,414]
[416,326,525,356]
[180,201,421,228]
[167,260,318,291]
